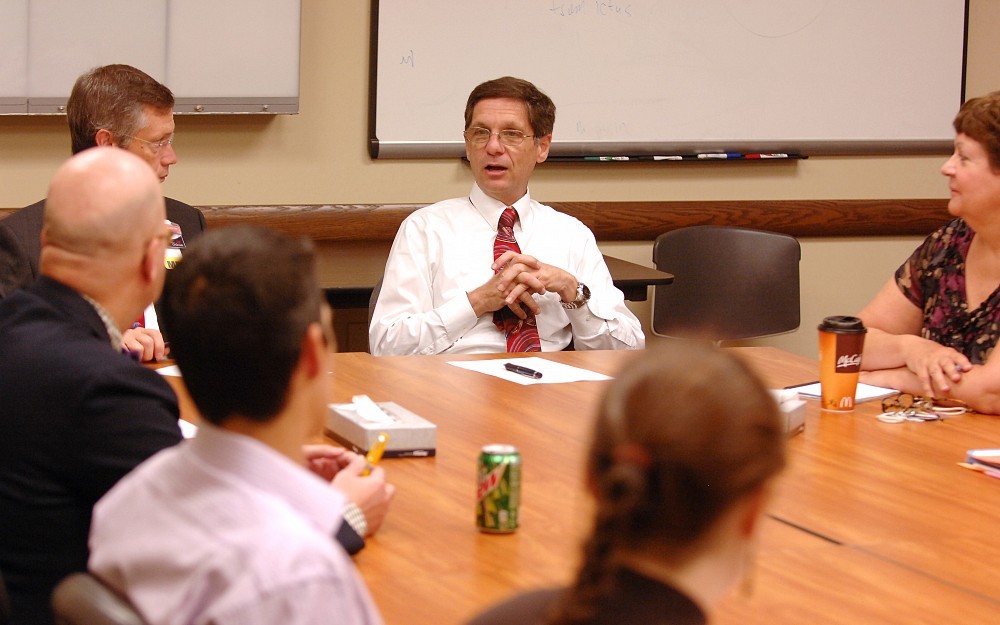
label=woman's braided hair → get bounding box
[543,343,786,625]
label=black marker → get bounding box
[504,362,543,379]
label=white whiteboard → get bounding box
[0,0,300,115]
[370,0,967,158]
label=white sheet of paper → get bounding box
[448,357,612,385]
[156,365,182,377]
[790,381,898,402]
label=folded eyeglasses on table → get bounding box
[876,393,969,423]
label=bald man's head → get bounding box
[44,148,165,257]
[40,148,168,329]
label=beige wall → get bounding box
[1,0,998,356]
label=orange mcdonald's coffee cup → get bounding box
[818,316,867,412]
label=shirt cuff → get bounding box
[563,303,606,323]
[439,292,479,330]
[342,501,368,538]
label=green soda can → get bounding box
[476,444,521,533]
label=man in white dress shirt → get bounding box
[370,76,644,355]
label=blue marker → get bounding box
[697,152,743,159]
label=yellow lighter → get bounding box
[362,432,389,476]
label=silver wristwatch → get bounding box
[561,282,591,309]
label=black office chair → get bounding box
[651,226,801,343]
[367,276,385,353]
[51,573,146,625]
[368,276,384,331]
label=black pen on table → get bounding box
[505,362,543,379]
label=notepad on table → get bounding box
[786,381,898,403]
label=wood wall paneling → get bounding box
[4,199,944,241]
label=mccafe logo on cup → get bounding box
[836,353,862,372]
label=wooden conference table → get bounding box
[167,348,1000,623]
[312,241,673,308]
[320,348,1000,624]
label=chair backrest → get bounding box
[367,276,384,353]
[651,226,801,342]
[367,276,384,329]
[51,573,146,625]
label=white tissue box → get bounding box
[326,401,437,457]
[770,389,806,437]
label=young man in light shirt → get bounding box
[90,226,389,625]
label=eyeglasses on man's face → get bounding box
[129,134,175,155]
[463,127,535,147]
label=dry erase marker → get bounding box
[697,152,742,159]
[362,432,389,476]
[504,362,543,379]
[745,153,790,159]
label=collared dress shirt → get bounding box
[89,424,383,625]
[370,184,644,355]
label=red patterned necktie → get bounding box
[493,207,541,352]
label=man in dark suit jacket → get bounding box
[0,148,181,625]
[0,64,206,361]
[0,147,384,625]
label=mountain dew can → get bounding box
[476,444,521,533]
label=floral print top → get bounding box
[895,218,1000,364]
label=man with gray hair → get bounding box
[0,64,205,360]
